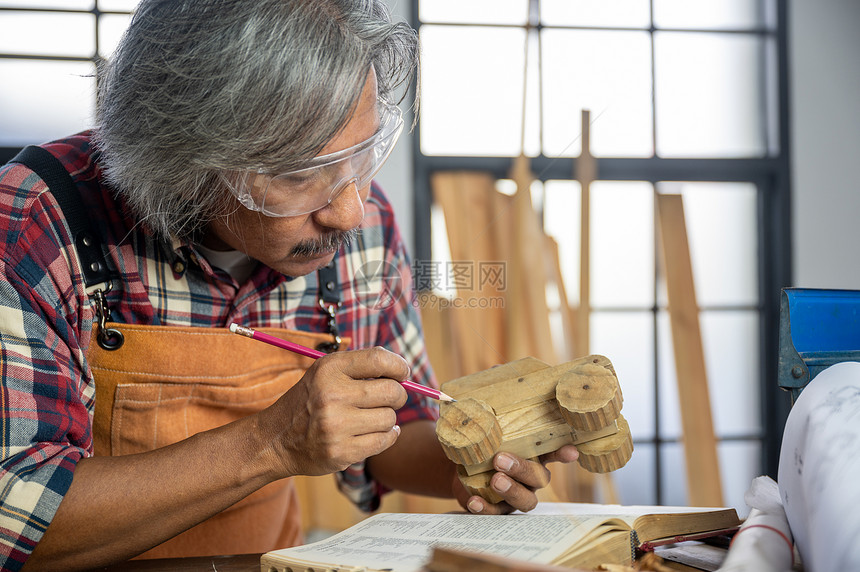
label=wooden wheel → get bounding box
[436,398,502,466]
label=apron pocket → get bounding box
[110,367,303,456]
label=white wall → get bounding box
[789,0,860,288]
[375,1,416,255]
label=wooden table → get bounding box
[84,554,262,571]
[81,545,730,572]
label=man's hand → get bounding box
[453,445,580,514]
[256,346,409,478]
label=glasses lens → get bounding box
[263,167,336,215]
[244,103,403,217]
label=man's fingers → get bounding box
[346,424,402,462]
[340,377,408,409]
[538,444,579,465]
[312,348,410,409]
[491,473,539,513]
[492,453,551,490]
[323,346,411,384]
[465,495,514,515]
[462,480,537,515]
[316,403,399,440]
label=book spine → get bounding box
[629,530,639,564]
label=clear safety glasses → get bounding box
[228,102,403,217]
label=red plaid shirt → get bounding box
[0,133,437,570]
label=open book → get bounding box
[261,502,742,571]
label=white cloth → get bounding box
[717,476,793,572]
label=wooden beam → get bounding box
[655,193,723,507]
[431,172,508,374]
[507,155,556,363]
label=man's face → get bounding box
[204,68,381,277]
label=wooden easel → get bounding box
[574,109,596,357]
[507,154,558,364]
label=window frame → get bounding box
[0,3,134,164]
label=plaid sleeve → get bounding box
[335,185,439,512]
[0,163,94,571]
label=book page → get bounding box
[777,361,860,572]
[525,502,739,543]
[525,502,730,520]
[262,512,614,572]
[525,502,720,515]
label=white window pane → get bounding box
[429,204,453,295]
[654,0,773,30]
[658,308,760,437]
[666,440,763,517]
[655,32,766,157]
[544,180,581,302]
[657,310,683,440]
[701,311,761,436]
[659,442,688,505]
[541,0,651,29]
[523,31,542,156]
[591,181,655,307]
[0,60,95,146]
[591,311,655,440]
[0,12,95,57]
[542,29,653,157]
[0,1,92,7]
[659,182,759,306]
[612,443,657,505]
[420,0,528,25]
[99,13,133,57]
[419,25,527,156]
[99,0,140,10]
[718,441,760,517]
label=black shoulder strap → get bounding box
[9,145,113,288]
[316,261,342,353]
[318,261,340,306]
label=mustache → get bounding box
[290,228,359,258]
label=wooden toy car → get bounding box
[435,355,633,503]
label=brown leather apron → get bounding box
[86,322,348,559]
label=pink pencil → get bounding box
[229,323,456,402]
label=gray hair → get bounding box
[93,0,418,240]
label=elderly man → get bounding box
[0,1,578,570]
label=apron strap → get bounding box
[8,146,125,350]
[8,145,114,289]
[316,261,343,353]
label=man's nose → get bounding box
[312,180,365,231]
